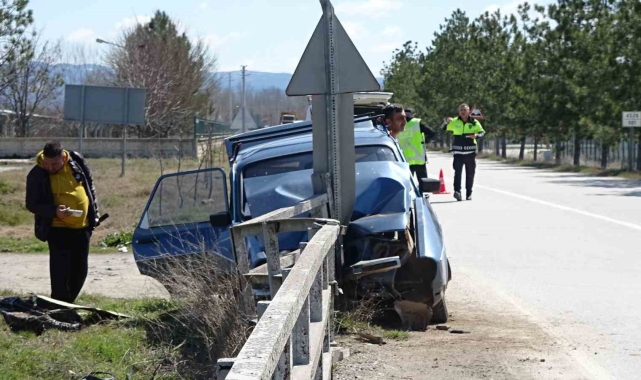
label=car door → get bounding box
[132,167,233,265]
[413,193,449,297]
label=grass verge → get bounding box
[477,152,641,180]
[0,235,120,254]
[0,253,252,379]
[427,146,641,180]
[335,297,409,342]
[0,236,49,253]
[0,293,178,380]
[0,151,229,253]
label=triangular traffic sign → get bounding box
[230,108,258,131]
[470,105,484,120]
[286,9,380,96]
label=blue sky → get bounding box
[30,0,552,75]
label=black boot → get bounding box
[454,191,462,201]
[466,191,472,201]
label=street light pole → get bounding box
[96,38,125,49]
[96,37,128,176]
[241,65,247,133]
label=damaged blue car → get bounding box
[132,114,451,324]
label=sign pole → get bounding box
[286,0,380,224]
[121,88,130,177]
[630,128,635,171]
[622,112,640,171]
[79,85,85,155]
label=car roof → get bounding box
[235,124,398,167]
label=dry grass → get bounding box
[133,252,254,378]
[335,295,410,341]
[0,143,229,252]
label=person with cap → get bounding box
[443,103,485,201]
[397,108,436,181]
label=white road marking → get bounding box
[476,184,641,232]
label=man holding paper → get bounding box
[26,141,101,303]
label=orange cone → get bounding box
[435,169,450,194]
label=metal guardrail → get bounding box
[217,182,344,380]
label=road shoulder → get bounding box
[333,268,591,380]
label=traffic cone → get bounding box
[435,169,449,194]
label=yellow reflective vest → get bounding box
[398,118,426,165]
[446,117,485,155]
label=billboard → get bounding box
[64,84,146,125]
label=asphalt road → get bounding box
[426,152,641,380]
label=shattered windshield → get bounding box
[241,145,397,218]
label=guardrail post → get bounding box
[282,266,310,366]
[230,228,255,316]
[273,345,292,380]
[304,239,322,326]
[310,265,323,323]
[215,358,235,380]
[263,222,283,298]
[257,301,270,319]
[328,237,338,347]
[275,268,296,379]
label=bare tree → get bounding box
[60,41,113,86]
[213,78,309,127]
[106,11,219,138]
[0,32,63,137]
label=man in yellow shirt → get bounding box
[26,141,100,303]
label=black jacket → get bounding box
[420,122,436,142]
[26,151,99,242]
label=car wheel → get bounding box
[431,293,448,324]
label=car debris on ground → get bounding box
[0,294,129,335]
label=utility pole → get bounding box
[241,65,247,133]
[228,73,233,124]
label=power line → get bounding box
[241,65,247,133]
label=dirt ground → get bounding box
[0,253,169,299]
[0,253,594,379]
[333,269,595,380]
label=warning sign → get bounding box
[470,105,484,120]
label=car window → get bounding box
[147,170,227,227]
[243,146,397,179]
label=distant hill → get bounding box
[48,64,385,92]
[217,70,385,91]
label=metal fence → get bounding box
[194,117,234,138]
[481,138,640,170]
[216,185,345,380]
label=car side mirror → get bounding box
[210,211,232,228]
[419,178,441,193]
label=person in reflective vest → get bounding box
[397,108,436,181]
[443,103,485,201]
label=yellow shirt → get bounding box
[47,153,90,229]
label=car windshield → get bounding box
[240,145,397,218]
[243,145,397,179]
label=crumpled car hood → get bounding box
[243,161,414,232]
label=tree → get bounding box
[0,33,63,137]
[381,41,423,109]
[106,11,219,137]
[0,0,34,91]
[379,0,640,171]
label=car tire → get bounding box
[431,294,448,324]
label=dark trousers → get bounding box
[410,164,428,181]
[47,227,91,304]
[453,153,477,195]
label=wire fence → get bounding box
[477,137,641,171]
